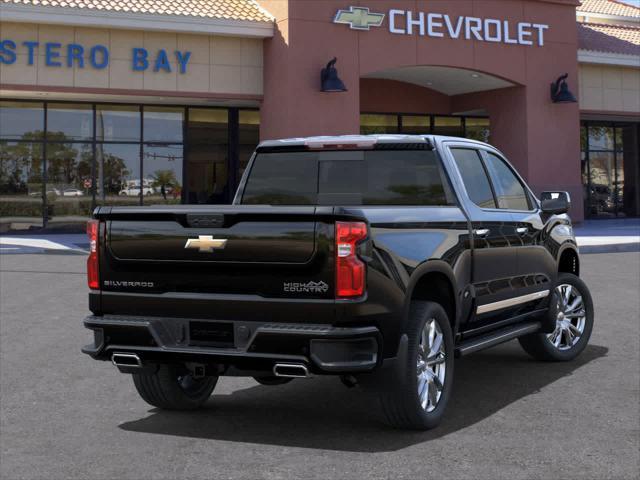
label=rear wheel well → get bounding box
[559,248,580,276]
[411,272,456,328]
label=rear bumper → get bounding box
[82,315,382,375]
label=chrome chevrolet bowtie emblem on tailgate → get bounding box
[184,236,227,253]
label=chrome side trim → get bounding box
[477,290,550,315]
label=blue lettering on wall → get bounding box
[0,39,17,64]
[45,42,62,67]
[175,51,191,74]
[132,48,149,71]
[67,44,84,68]
[90,45,109,69]
[154,49,171,73]
[0,39,193,74]
[22,41,38,65]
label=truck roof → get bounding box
[257,134,489,150]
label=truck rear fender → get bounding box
[402,260,461,337]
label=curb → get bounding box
[579,243,640,254]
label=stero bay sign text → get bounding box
[0,40,192,73]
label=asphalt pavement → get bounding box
[0,252,638,480]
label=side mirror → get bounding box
[540,191,571,215]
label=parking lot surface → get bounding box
[1,252,638,480]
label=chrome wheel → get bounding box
[417,318,446,413]
[547,284,586,351]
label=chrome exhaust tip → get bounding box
[273,363,310,378]
[111,352,142,368]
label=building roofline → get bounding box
[0,3,275,38]
[578,49,640,67]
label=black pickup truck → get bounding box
[82,135,593,430]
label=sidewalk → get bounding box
[0,234,88,255]
[1,219,638,255]
[574,219,640,253]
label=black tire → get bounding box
[378,301,455,430]
[253,376,293,386]
[132,364,218,410]
[519,273,594,362]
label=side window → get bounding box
[450,148,496,208]
[483,152,531,210]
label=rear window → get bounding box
[241,150,455,206]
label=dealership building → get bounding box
[0,0,638,231]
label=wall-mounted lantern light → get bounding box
[321,57,347,92]
[550,73,577,104]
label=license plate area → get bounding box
[189,321,235,347]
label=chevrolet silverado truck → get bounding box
[82,135,594,430]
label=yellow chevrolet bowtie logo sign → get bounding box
[334,6,385,31]
[184,236,227,253]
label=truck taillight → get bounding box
[335,221,367,298]
[87,220,99,290]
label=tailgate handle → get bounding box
[186,214,225,228]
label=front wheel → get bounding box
[519,273,594,362]
[378,301,454,430]
[132,364,218,410]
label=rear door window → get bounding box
[241,150,455,206]
[450,148,496,208]
[483,152,531,211]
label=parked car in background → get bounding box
[62,188,85,197]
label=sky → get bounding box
[617,0,640,7]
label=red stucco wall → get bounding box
[258,0,583,219]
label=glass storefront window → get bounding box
[588,126,614,151]
[96,143,141,206]
[0,101,44,140]
[465,118,491,143]
[96,105,140,142]
[143,144,183,204]
[0,100,264,228]
[47,103,93,141]
[143,107,183,143]
[361,114,399,134]
[401,115,430,135]
[433,116,463,137]
[46,143,94,225]
[582,121,639,218]
[239,110,260,185]
[186,108,229,204]
[0,141,44,229]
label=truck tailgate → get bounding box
[95,205,336,305]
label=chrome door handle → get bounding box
[516,227,529,235]
[474,228,490,238]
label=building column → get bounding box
[259,1,360,140]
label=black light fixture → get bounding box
[321,57,348,92]
[550,73,577,104]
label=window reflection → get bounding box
[47,103,93,141]
[96,105,140,142]
[143,107,183,143]
[465,118,491,143]
[46,143,94,225]
[238,110,260,188]
[433,116,463,137]
[96,143,141,206]
[144,144,183,204]
[401,115,430,135]
[186,108,228,204]
[0,101,44,140]
[0,141,44,228]
[361,114,399,134]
